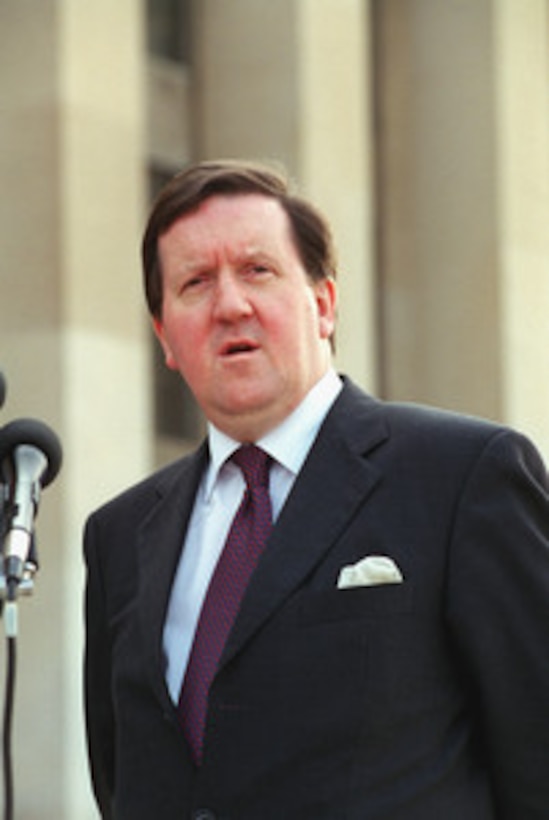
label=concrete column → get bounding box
[193,0,377,390]
[374,0,549,456]
[494,0,549,455]
[0,1,148,816]
[374,0,501,416]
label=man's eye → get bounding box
[183,273,209,291]
[247,263,271,277]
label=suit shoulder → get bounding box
[383,399,504,441]
[339,377,505,443]
[371,396,546,478]
[336,378,536,466]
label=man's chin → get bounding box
[209,389,286,439]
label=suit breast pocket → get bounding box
[298,583,414,626]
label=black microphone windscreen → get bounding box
[0,418,62,487]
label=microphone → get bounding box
[0,419,62,585]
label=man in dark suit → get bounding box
[84,160,549,819]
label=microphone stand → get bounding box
[0,373,60,820]
[0,481,40,820]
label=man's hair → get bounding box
[142,159,338,318]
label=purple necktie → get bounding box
[178,444,273,764]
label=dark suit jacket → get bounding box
[84,379,549,819]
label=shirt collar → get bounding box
[205,369,342,500]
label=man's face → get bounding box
[153,193,337,441]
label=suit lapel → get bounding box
[136,443,208,708]
[221,381,389,667]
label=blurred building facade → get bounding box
[0,0,548,816]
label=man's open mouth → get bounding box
[221,340,258,356]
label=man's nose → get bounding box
[212,271,252,320]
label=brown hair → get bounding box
[142,159,337,317]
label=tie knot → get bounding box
[231,445,271,489]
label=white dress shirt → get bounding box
[163,369,343,702]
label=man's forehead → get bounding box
[158,192,297,269]
[165,194,291,245]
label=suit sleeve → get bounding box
[84,514,115,820]
[446,429,549,818]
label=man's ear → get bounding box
[315,276,337,341]
[152,317,178,370]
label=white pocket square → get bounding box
[337,555,403,589]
